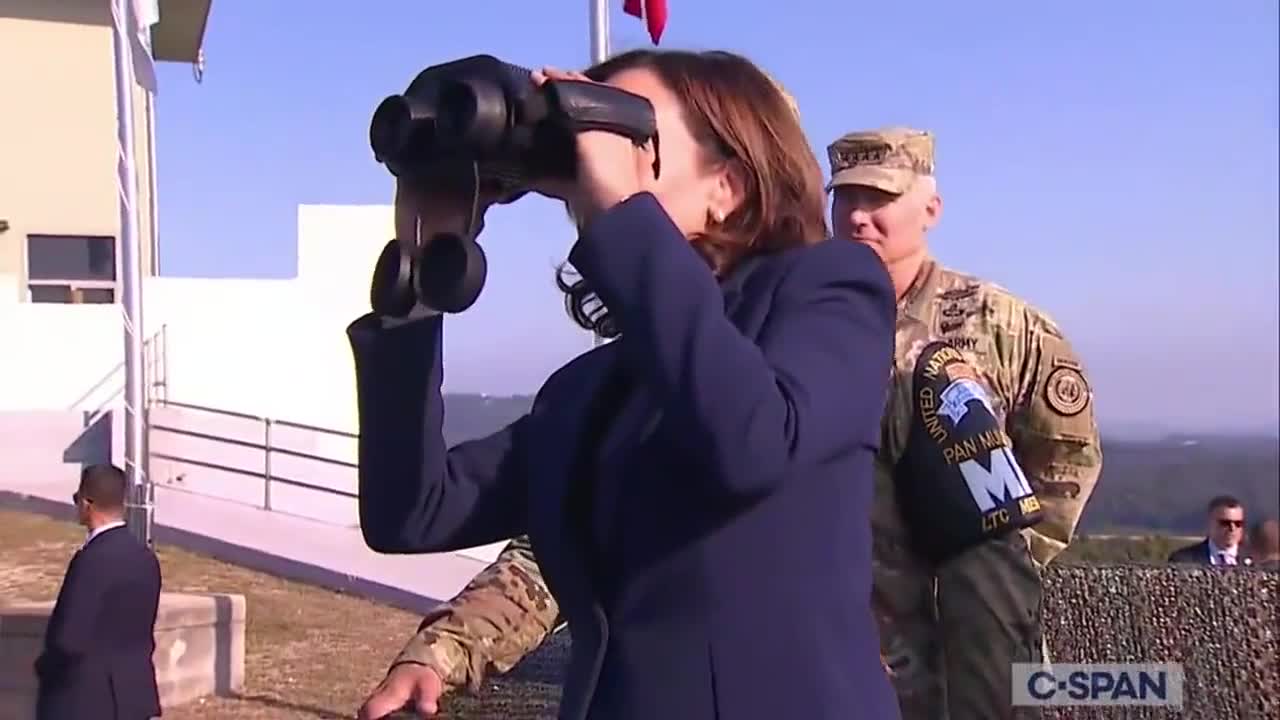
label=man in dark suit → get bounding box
[35,464,163,720]
[1168,495,1252,566]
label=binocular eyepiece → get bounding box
[371,56,552,194]
[367,55,657,316]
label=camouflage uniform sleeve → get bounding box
[391,535,561,692]
[1007,315,1103,567]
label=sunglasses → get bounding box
[1217,519,1244,529]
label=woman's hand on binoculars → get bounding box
[531,67,656,225]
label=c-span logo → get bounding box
[1011,663,1184,707]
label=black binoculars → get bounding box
[367,55,658,316]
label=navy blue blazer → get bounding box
[35,525,162,720]
[1167,539,1253,565]
[1167,539,1213,565]
[351,193,900,720]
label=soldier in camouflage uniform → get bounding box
[357,128,1103,720]
[356,535,560,718]
[825,127,1102,719]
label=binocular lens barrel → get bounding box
[370,94,435,162]
[367,54,656,315]
[435,79,509,152]
[371,80,513,165]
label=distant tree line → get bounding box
[1056,535,1196,564]
[442,395,1280,536]
[1076,435,1279,534]
[443,394,534,447]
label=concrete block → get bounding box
[0,592,245,718]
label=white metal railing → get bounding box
[67,323,169,423]
[149,399,359,512]
[64,323,357,521]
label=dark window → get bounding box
[77,287,116,303]
[28,285,116,304]
[27,235,116,282]
[28,285,71,303]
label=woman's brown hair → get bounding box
[556,49,829,339]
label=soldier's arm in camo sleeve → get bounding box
[1008,315,1103,567]
[390,535,561,693]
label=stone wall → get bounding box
[0,593,245,718]
[427,565,1279,720]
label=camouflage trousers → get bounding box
[879,531,1044,720]
[936,532,1045,720]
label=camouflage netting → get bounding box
[420,565,1278,720]
[1039,565,1278,720]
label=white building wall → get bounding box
[0,204,395,433]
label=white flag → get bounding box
[126,0,160,92]
[133,0,161,28]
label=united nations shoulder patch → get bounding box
[895,341,1045,564]
[1045,363,1089,417]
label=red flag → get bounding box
[622,0,668,45]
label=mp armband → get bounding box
[893,342,1045,564]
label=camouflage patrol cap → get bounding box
[826,126,934,194]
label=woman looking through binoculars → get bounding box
[352,49,899,720]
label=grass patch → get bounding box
[0,508,526,719]
[1056,533,1200,564]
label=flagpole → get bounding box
[589,0,610,65]
[110,0,153,547]
[589,0,609,348]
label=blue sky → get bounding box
[149,0,1278,434]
